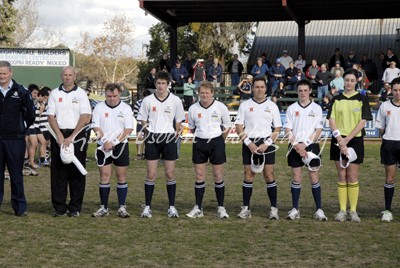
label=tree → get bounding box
[76,14,139,89]
[12,0,39,46]
[0,0,17,46]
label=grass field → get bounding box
[0,141,399,267]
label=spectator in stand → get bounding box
[159,53,171,73]
[382,48,399,71]
[330,69,345,94]
[119,83,131,105]
[382,61,400,84]
[251,57,269,79]
[279,49,293,69]
[330,60,345,77]
[171,60,189,90]
[208,58,223,88]
[204,54,214,74]
[236,75,253,102]
[145,68,157,91]
[227,54,244,87]
[285,61,299,91]
[360,53,377,81]
[294,54,306,72]
[183,77,196,110]
[192,59,206,88]
[183,53,196,78]
[321,95,332,112]
[377,52,386,84]
[345,50,358,71]
[352,64,367,91]
[133,89,151,161]
[378,82,392,102]
[261,53,272,68]
[291,69,306,91]
[306,59,320,90]
[329,48,346,69]
[271,95,283,112]
[269,58,286,95]
[316,63,335,101]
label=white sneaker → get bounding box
[381,210,393,222]
[92,205,109,218]
[217,206,229,219]
[237,206,252,219]
[314,209,328,221]
[117,205,130,218]
[348,210,361,222]
[141,205,152,218]
[167,206,179,218]
[269,206,279,220]
[186,205,204,218]
[334,210,347,222]
[286,208,300,220]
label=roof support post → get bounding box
[298,21,305,57]
[169,24,178,66]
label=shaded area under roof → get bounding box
[249,19,400,66]
[139,0,400,26]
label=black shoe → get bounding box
[15,211,27,217]
[53,211,67,217]
[68,211,80,217]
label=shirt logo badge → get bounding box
[105,112,109,118]
[152,106,157,112]
[387,111,391,116]
[198,113,202,118]
[295,111,300,117]
[58,97,63,102]
[249,107,254,112]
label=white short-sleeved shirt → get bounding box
[47,85,92,129]
[137,93,185,133]
[235,98,282,138]
[376,100,400,141]
[92,100,134,143]
[188,100,231,139]
[284,101,324,143]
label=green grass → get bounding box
[0,141,399,267]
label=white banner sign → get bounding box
[0,48,70,67]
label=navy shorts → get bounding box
[330,136,364,164]
[26,128,37,136]
[145,132,178,161]
[242,137,276,165]
[381,139,400,165]
[96,143,130,167]
[287,143,321,168]
[192,135,226,165]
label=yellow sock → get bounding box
[338,182,347,211]
[348,182,359,212]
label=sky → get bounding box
[36,0,159,57]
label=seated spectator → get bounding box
[330,61,345,77]
[306,59,320,90]
[271,95,283,112]
[382,61,400,84]
[378,82,392,102]
[236,75,253,101]
[291,69,306,91]
[330,69,345,93]
[329,48,346,69]
[294,54,306,72]
[171,60,189,89]
[269,58,286,94]
[261,53,272,68]
[183,77,196,110]
[285,61,298,91]
[251,57,269,78]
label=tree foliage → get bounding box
[12,0,39,46]
[0,0,17,46]
[76,14,139,89]
[138,22,253,83]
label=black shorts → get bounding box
[192,136,226,165]
[26,128,36,136]
[330,136,364,164]
[145,132,178,161]
[96,143,130,167]
[42,131,51,140]
[381,139,400,165]
[287,143,321,168]
[136,123,143,134]
[242,137,276,165]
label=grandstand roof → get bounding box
[249,19,400,66]
[139,0,400,27]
